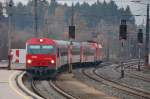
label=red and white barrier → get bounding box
[11,49,26,63]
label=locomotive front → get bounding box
[26,38,57,76]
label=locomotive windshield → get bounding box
[27,45,56,54]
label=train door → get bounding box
[57,48,61,68]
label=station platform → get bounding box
[0,62,25,70]
[0,63,28,99]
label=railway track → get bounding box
[127,72,150,82]
[80,61,150,99]
[49,80,78,99]
[93,69,150,98]
[30,79,78,99]
[25,59,150,99]
[31,80,46,99]
[15,72,43,99]
[114,61,150,86]
[114,60,150,80]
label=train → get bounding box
[26,38,102,77]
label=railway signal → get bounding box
[69,26,75,39]
[119,20,127,40]
[119,19,127,78]
[137,29,143,44]
[68,3,75,73]
[68,26,75,73]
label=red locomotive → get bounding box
[26,38,102,77]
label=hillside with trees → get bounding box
[0,0,136,59]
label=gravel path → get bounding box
[55,73,118,99]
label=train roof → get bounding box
[26,38,80,47]
[82,42,102,48]
[55,40,80,47]
[26,38,56,45]
[54,40,70,46]
[26,38,102,48]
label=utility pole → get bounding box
[145,4,149,67]
[43,0,49,37]
[106,37,110,61]
[106,29,110,61]
[71,3,74,26]
[137,29,143,71]
[68,3,75,73]
[8,0,13,70]
[33,0,38,37]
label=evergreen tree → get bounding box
[49,0,58,15]
[0,2,3,16]
[125,5,135,24]
[0,2,4,21]
[1,0,135,33]
[107,0,118,23]
[15,2,25,29]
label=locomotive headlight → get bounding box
[51,60,55,64]
[39,39,43,42]
[27,59,32,64]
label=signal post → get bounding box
[137,29,143,71]
[119,19,127,78]
[145,4,149,67]
[68,3,75,73]
[68,26,75,73]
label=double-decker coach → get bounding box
[26,38,102,77]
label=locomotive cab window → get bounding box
[27,45,56,54]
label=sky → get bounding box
[0,0,147,25]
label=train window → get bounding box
[27,45,56,54]
[29,45,40,49]
[42,45,54,49]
